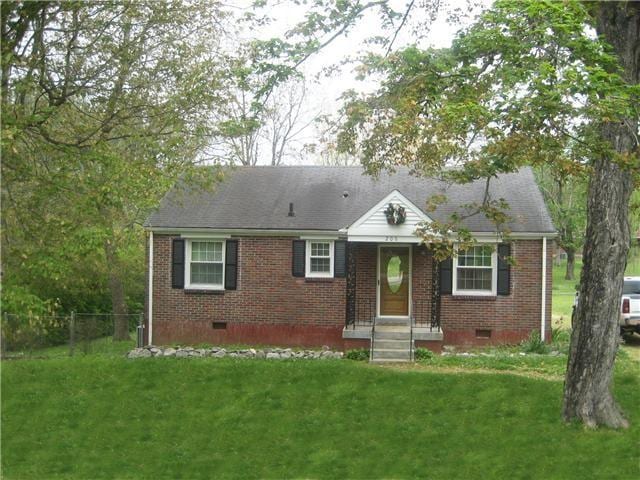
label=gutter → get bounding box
[148,231,153,345]
[541,237,547,341]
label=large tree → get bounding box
[256,0,638,428]
[1,1,225,338]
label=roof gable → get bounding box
[346,190,432,243]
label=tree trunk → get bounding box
[562,0,639,430]
[104,240,130,341]
[564,249,575,281]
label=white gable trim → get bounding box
[346,190,433,243]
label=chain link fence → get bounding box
[1,312,143,359]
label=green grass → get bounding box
[552,251,640,322]
[6,334,137,359]
[2,357,639,479]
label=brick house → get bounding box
[144,166,555,359]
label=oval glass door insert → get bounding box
[387,255,403,293]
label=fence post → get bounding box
[28,312,34,357]
[1,312,7,358]
[138,313,144,348]
[69,311,76,357]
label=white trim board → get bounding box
[148,231,153,345]
[147,227,556,241]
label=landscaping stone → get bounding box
[128,345,346,361]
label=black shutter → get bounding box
[497,243,511,295]
[172,238,185,289]
[225,240,238,290]
[292,240,305,277]
[440,257,453,294]
[334,241,347,278]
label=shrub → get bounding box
[521,331,549,354]
[414,347,434,360]
[551,327,571,354]
[552,327,570,344]
[345,348,369,361]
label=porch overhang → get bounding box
[342,326,444,341]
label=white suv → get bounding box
[620,276,640,336]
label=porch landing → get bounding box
[343,317,443,363]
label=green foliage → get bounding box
[345,348,369,361]
[2,357,638,478]
[534,166,587,272]
[331,0,639,257]
[1,1,226,314]
[414,347,434,360]
[521,331,549,354]
[1,285,59,317]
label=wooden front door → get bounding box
[379,246,410,316]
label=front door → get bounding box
[379,246,410,316]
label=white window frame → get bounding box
[185,239,225,290]
[305,240,334,278]
[452,244,497,296]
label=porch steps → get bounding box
[370,318,413,363]
[375,317,411,326]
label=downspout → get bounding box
[148,231,153,345]
[541,236,547,342]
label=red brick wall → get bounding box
[412,245,433,324]
[149,235,346,347]
[147,235,553,349]
[354,243,377,321]
[440,239,554,346]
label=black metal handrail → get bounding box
[369,314,377,362]
[409,314,414,362]
[346,298,376,329]
[412,299,440,331]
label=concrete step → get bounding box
[371,349,411,360]
[373,329,410,341]
[375,317,411,326]
[375,325,410,332]
[374,339,411,350]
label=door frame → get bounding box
[376,244,412,318]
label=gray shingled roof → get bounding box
[145,166,555,233]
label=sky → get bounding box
[230,0,492,165]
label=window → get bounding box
[453,245,497,295]
[186,240,225,289]
[306,240,334,278]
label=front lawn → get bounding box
[552,254,640,323]
[2,356,639,479]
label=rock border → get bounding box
[127,345,343,360]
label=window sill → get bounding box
[184,289,225,295]
[304,277,335,283]
[449,294,497,301]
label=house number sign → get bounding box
[385,236,399,242]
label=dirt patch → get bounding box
[375,362,564,382]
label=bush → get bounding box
[345,348,369,361]
[414,347,434,360]
[521,331,549,354]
